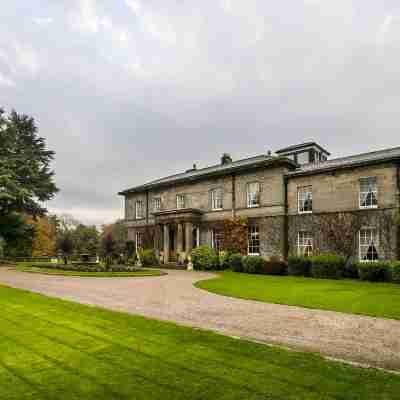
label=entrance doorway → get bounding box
[169,226,176,261]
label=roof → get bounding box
[119,154,297,195]
[276,142,331,156]
[287,145,400,177]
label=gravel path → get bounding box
[1,267,400,371]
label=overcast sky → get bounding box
[1,1,400,225]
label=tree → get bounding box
[72,224,99,255]
[58,233,74,264]
[0,108,58,217]
[0,213,34,257]
[28,216,57,256]
[101,232,116,257]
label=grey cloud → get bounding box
[1,0,400,224]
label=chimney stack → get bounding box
[221,153,232,165]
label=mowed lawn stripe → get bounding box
[196,272,400,320]
[0,299,373,398]
[0,305,316,400]
[1,286,400,399]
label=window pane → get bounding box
[297,152,309,164]
[298,231,313,257]
[211,188,223,210]
[298,186,312,213]
[248,226,260,255]
[359,228,379,261]
[247,182,260,207]
[359,177,377,208]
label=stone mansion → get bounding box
[119,142,400,264]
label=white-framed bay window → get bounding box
[359,228,379,261]
[247,182,260,208]
[248,226,260,255]
[211,229,224,253]
[359,177,378,209]
[176,194,186,209]
[297,231,313,257]
[298,186,313,213]
[135,200,144,219]
[210,188,223,210]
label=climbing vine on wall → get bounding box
[222,217,248,254]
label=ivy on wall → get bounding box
[222,217,248,254]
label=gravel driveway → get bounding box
[1,267,400,371]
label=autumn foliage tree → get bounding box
[28,216,57,256]
[222,217,248,254]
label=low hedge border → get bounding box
[23,263,140,273]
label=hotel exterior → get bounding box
[119,142,400,264]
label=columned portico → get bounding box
[153,208,202,264]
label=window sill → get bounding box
[248,253,260,256]
[298,211,313,215]
[359,205,378,210]
[247,204,260,209]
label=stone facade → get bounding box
[120,143,400,263]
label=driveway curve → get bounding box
[1,267,400,371]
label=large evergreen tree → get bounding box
[0,108,58,217]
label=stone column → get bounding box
[177,223,183,261]
[185,222,193,256]
[163,224,170,263]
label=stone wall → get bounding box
[288,209,398,260]
[287,163,398,214]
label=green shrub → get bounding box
[191,246,219,271]
[219,251,231,270]
[344,261,359,279]
[287,256,311,276]
[242,256,265,274]
[357,262,392,282]
[311,253,346,279]
[229,253,243,272]
[264,257,288,275]
[392,261,400,283]
[139,249,159,267]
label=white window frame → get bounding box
[135,231,143,253]
[211,188,223,210]
[247,182,260,208]
[359,177,378,209]
[176,194,186,209]
[297,231,313,257]
[135,200,144,219]
[247,226,260,256]
[211,229,224,253]
[359,228,379,262]
[297,186,313,214]
[153,197,161,212]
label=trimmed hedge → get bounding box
[229,253,243,272]
[264,257,288,275]
[357,262,392,282]
[344,262,359,279]
[392,262,400,283]
[287,256,311,276]
[242,256,265,274]
[311,253,346,279]
[191,246,219,271]
[29,263,138,273]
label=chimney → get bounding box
[221,153,232,165]
[185,163,197,173]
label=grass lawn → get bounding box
[196,271,400,320]
[16,265,164,277]
[0,286,400,399]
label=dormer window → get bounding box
[275,142,330,166]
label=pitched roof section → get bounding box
[276,141,331,155]
[119,154,296,195]
[287,145,400,177]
